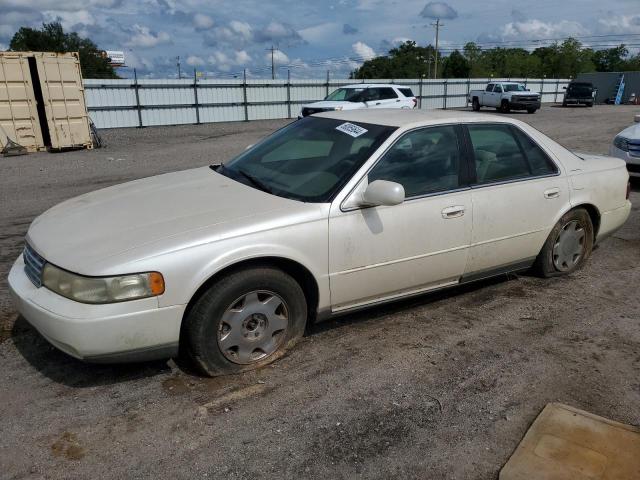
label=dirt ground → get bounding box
[0,105,638,480]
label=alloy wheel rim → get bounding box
[217,290,289,364]
[552,220,585,272]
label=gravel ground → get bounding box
[0,105,638,480]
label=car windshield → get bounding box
[503,84,527,92]
[325,87,365,102]
[216,117,396,203]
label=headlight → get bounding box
[42,263,165,304]
[333,106,344,111]
[613,136,629,152]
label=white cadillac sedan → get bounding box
[9,110,631,376]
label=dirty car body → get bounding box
[8,110,631,374]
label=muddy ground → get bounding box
[1,105,639,479]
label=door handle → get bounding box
[544,188,560,199]
[441,205,465,219]
[375,102,381,105]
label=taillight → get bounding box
[412,98,417,108]
[627,181,631,200]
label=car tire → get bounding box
[562,100,567,107]
[183,266,307,376]
[472,98,480,111]
[527,107,537,114]
[533,208,594,278]
[587,102,594,107]
[500,100,510,113]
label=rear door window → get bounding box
[467,124,530,184]
[511,127,558,176]
[377,87,398,100]
[399,88,414,97]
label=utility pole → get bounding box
[266,45,276,79]
[430,19,444,79]
[176,56,181,79]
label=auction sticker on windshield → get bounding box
[336,122,368,138]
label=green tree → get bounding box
[9,22,118,79]
[592,45,629,72]
[351,41,436,79]
[441,50,470,78]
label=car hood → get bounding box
[303,100,362,109]
[618,122,640,141]
[27,167,313,274]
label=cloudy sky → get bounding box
[1,0,639,78]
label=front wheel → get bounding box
[527,107,537,114]
[183,266,308,376]
[533,208,594,278]
[500,100,510,113]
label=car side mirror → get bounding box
[635,114,640,123]
[361,180,405,207]
[563,86,567,89]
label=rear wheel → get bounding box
[183,267,307,376]
[534,208,594,278]
[472,98,480,111]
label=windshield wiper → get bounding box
[236,169,274,194]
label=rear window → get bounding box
[376,87,398,100]
[399,88,414,98]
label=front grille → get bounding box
[628,141,640,158]
[628,163,640,173]
[515,96,539,102]
[23,243,46,287]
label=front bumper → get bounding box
[509,100,541,110]
[564,97,593,105]
[610,145,640,177]
[8,255,184,363]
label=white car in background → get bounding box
[299,84,417,118]
[9,110,631,376]
[610,115,640,177]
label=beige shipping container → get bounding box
[0,52,44,152]
[0,51,92,152]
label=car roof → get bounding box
[315,108,518,128]
[340,84,411,89]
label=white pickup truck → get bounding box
[469,82,541,114]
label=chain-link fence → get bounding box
[85,72,571,129]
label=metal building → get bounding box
[0,51,93,152]
[575,71,640,104]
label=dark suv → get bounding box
[562,82,595,107]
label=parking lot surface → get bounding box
[1,105,638,479]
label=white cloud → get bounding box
[186,55,205,66]
[124,51,154,71]
[255,21,303,44]
[192,13,213,30]
[0,43,7,51]
[43,9,95,29]
[598,14,640,34]
[229,20,253,42]
[126,24,171,48]
[234,50,251,64]
[265,49,290,65]
[501,19,588,39]
[352,41,376,60]
[300,22,341,43]
[420,2,458,20]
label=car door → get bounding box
[364,87,396,108]
[483,83,495,106]
[462,122,571,278]
[328,125,472,311]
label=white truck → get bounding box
[469,82,541,114]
